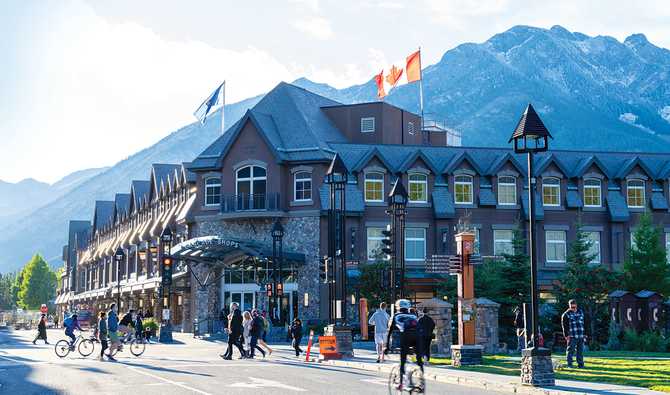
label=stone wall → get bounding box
[475,297,500,355]
[417,298,453,357]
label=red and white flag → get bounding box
[374,50,421,100]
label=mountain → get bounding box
[0,167,109,230]
[1,24,670,273]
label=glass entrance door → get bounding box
[225,292,256,312]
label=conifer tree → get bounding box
[623,208,670,296]
[18,254,59,310]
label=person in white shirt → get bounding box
[368,302,390,363]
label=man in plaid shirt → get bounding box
[561,299,589,368]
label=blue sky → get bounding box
[1,0,669,184]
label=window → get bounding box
[454,175,473,203]
[237,166,267,209]
[498,176,516,205]
[367,227,386,258]
[364,172,384,201]
[408,122,414,135]
[666,234,670,263]
[587,232,600,263]
[405,228,426,261]
[294,171,312,201]
[627,179,645,207]
[546,231,566,263]
[80,272,86,289]
[494,230,513,255]
[584,179,601,207]
[205,177,221,206]
[408,174,427,202]
[542,177,560,206]
[361,117,375,132]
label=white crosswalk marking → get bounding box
[229,377,307,391]
[360,378,387,386]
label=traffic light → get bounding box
[276,283,283,296]
[162,256,173,285]
[382,269,390,289]
[381,225,394,259]
[319,259,329,282]
[393,269,402,289]
[266,283,273,297]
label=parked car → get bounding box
[349,322,374,342]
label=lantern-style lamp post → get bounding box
[271,218,284,323]
[325,153,348,323]
[114,247,125,310]
[386,179,409,302]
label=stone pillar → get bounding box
[474,297,500,354]
[324,324,354,357]
[521,348,555,386]
[451,345,483,366]
[417,298,453,357]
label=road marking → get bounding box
[127,366,213,395]
[360,378,387,386]
[229,377,306,391]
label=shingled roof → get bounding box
[93,201,115,234]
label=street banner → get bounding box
[360,298,368,341]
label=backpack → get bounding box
[63,317,74,328]
[262,317,269,331]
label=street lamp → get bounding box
[508,103,552,351]
[385,178,409,302]
[114,247,125,310]
[326,153,348,324]
[271,218,284,324]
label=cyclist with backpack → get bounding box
[63,313,86,350]
[384,299,424,389]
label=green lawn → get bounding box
[428,351,670,393]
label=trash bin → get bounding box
[193,319,200,337]
[609,290,637,331]
[635,291,664,332]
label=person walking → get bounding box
[289,318,303,358]
[562,299,589,369]
[98,311,108,361]
[222,303,245,360]
[107,303,120,361]
[33,314,48,345]
[134,313,144,342]
[368,302,390,363]
[514,306,525,352]
[260,310,269,342]
[242,311,253,356]
[248,309,267,359]
[418,308,436,365]
[218,308,227,333]
[252,309,272,356]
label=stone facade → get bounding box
[450,345,483,366]
[474,297,500,355]
[520,349,555,386]
[324,325,354,357]
[417,298,453,358]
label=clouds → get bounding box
[291,16,334,40]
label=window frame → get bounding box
[542,177,560,206]
[587,231,600,263]
[294,171,312,201]
[454,174,473,204]
[364,172,384,202]
[546,231,567,263]
[666,233,670,263]
[408,173,428,203]
[367,227,386,259]
[627,179,645,208]
[205,177,221,206]
[498,176,516,205]
[584,178,602,207]
[236,165,267,195]
[405,228,426,262]
[494,230,513,255]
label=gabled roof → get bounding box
[486,152,526,177]
[151,164,182,203]
[352,147,395,174]
[397,149,440,175]
[75,230,89,251]
[614,156,655,180]
[130,180,151,214]
[534,153,571,178]
[572,155,613,180]
[93,201,115,235]
[442,151,485,175]
[182,162,196,183]
[114,194,131,224]
[657,161,670,181]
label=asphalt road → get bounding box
[0,328,506,395]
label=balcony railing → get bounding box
[221,193,282,213]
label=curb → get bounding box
[317,359,579,395]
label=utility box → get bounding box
[609,290,637,331]
[635,291,664,332]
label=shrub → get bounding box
[143,317,159,331]
[622,330,667,352]
[305,320,327,335]
[606,321,621,351]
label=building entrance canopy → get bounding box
[170,236,305,288]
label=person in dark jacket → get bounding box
[134,314,144,342]
[418,308,435,365]
[33,314,48,345]
[222,303,245,360]
[218,308,227,333]
[248,309,266,359]
[514,306,525,351]
[98,311,108,362]
[290,318,303,357]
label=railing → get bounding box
[220,193,282,213]
[422,113,462,146]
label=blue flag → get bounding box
[193,82,225,125]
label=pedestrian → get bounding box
[418,308,436,365]
[53,314,59,328]
[218,308,226,333]
[118,309,135,343]
[106,303,120,361]
[289,318,303,358]
[144,309,153,319]
[242,311,253,356]
[368,302,390,363]
[134,313,144,342]
[561,299,589,369]
[33,314,48,345]
[260,310,269,342]
[248,309,267,359]
[222,302,245,360]
[98,311,108,362]
[514,306,525,351]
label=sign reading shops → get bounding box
[182,237,241,250]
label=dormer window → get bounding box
[584,179,601,207]
[627,179,645,207]
[365,172,384,201]
[542,177,560,206]
[294,171,312,201]
[409,173,427,202]
[455,175,473,203]
[498,176,516,205]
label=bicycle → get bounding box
[388,350,425,394]
[54,332,95,358]
[110,329,146,357]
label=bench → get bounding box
[552,332,567,351]
[14,323,31,330]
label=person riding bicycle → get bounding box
[63,313,86,350]
[118,309,135,343]
[384,299,424,389]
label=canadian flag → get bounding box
[374,50,421,100]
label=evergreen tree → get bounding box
[355,246,409,306]
[0,270,18,310]
[623,208,670,296]
[10,268,25,307]
[18,254,59,310]
[554,212,628,339]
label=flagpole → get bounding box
[221,80,226,135]
[419,48,426,145]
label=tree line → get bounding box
[0,254,59,312]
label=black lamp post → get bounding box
[114,247,125,311]
[271,218,284,324]
[161,227,173,315]
[508,103,553,350]
[385,178,409,302]
[326,153,348,324]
